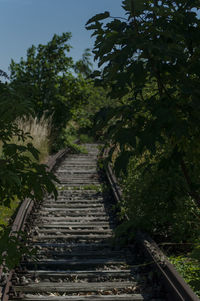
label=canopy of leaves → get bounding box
[9,33,92,142]
[74,48,93,78]
[87,0,200,208]
[0,82,58,207]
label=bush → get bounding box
[119,155,200,243]
[169,251,200,297]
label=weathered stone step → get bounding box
[47,198,103,203]
[11,295,144,301]
[57,186,101,189]
[57,189,101,193]
[42,199,104,208]
[62,156,97,159]
[57,181,101,185]
[30,242,112,250]
[64,152,98,155]
[56,171,98,174]
[35,215,108,221]
[47,197,103,203]
[58,182,100,186]
[49,195,102,199]
[33,229,112,235]
[12,295,143,301]
[57,167,97,171]
[31,234,112,241]
[58,176,99,179]
[57,180,100,184]
[36,208,108,214]
[36,211,108,217]
[34,216,111,222]
[14,281,137,293]
[58,180,100,183]
[33,221,111,228]
[34,218,109,224]
[60,164,97,169]
[61,161,98,166]
[53,198,103,203]
[40,207,105,212]
[41,205,104,210]
[83,144,100,147]
[58,178,100,181]
[21,259,128,270]
[63,156,97,159]
[17,269,133,280]
[32,250,125,259]
[37,222,112,226]
[60,161,97,164]
[58,175,98,179]
[44,195,104,199]
[55,190,101,196]
[62,156,97,160]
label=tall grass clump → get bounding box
[16,115,52,162]
[0,115,52,232]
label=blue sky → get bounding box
[0,0,124,75]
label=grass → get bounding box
[66,138,88,154]
[79,134,95,143]
[0,115,52,233]
[16,115,52,163]
[0,197,20,231]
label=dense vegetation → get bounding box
[0,76,58,268]
[1,0,200,294]
[86,0,200,240]
[86,0,200,295]
[0,33,110,269]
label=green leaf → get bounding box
[86,11,110,25]
[114,151,133,176]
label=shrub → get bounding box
[119,155,200,243]
[15,115,52,162]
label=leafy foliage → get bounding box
[120,154,200,242]
[169,251,200,297]
[9,33,92,146]
[0,82,58,207]
[0,73,59,269]
[71,84,115,131]
[87,0,200,208]
[84,7,200,287]
[74,48,93,77]
[0,227,35,271]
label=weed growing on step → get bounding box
[57,184,103,192]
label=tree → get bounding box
[9,33,90,142]
[74,48,93,77]
[86,0,200,208]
